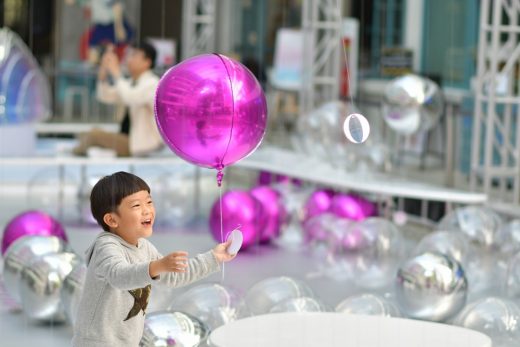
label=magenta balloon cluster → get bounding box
[303,189,376,222]
[209,186,287,250]
[1,210,68,255]
[302,190,377,244]
[155,53,268,185]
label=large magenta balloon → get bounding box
[209,191,266,250]
[303,189,336,221]
[330,193,376,221]
[250,186,287,243]
[155,54,267,183]
[1,210,67,255]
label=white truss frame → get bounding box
[181,0,217,59]
[470,0,520,203]
[300,0,343,113]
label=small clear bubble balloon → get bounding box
[343,113,370,144]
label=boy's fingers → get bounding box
[172,251,188,256]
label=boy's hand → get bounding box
[212,239,237,263]
[150,251,188,278]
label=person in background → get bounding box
[73,42,163,157]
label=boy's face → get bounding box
[105,190,155,244]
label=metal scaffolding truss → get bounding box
[300,0,343,113]
[471,0,520,203]
[181,0,217,60]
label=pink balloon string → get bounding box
[214,53,236,185]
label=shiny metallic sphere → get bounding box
[3,235,69,304]
[19,251,81,322]
[383,74,444,135]
[395,251,467,322]
[140,311,208,347]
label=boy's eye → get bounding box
[132,204,140,208]
[147,200,153,204]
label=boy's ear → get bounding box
[103,212,118,229]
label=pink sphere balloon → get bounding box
[1,210,67,255]
[250,186,287,243]
[256,171,302,187]
[155,53,267,172]
[209,191,266,250]
[330,193,376,221]
[303,189,336,221]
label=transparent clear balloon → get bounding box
[496,219,520,254]
[453,297,520,347]
[140,311,209,347]
[148,169,197,227]
[169,283,244,331]
[414,230,473,265]
[0,28,51,125]
[395,252,467,322]
[505,252,520,299]
[438,206,503,248]
[61,262,87,326]
[304,215,355,280]
[244,276,315,316]
[342,218,404,289]
[382,74,444,135]
[335,293,401,317]
[77,175,103,225]
[269,297,326,313]
[2,235,70,304]
[19,251,81,322]
[293,101,364,170]
[27,167,78,221]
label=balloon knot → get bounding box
[217,170,224,187]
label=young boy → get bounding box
[72,171,235,346]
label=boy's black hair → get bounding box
[90,171,150,231]
[133,42,157,69]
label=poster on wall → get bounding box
[380,47,414,77]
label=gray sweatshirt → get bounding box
[72,232,220,347]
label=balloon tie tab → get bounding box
[217,170,224,187]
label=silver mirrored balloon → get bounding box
[335,293,401,317]
[414,230,473,265]
[382,74,444,135]
[244,276,315,316]
[438,206,502,248]
[140,311,208,347]
[269,297,326,313]
[454,297,520,347]
[496,219,520,254]
[343,218,404,289]
[395,252,467,322]
[60,262,87,325]
[19,251,81,322]
[169,283,243,330]
[293,101,363,170]
[3,235,69,304]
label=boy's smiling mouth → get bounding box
[142,219,152,226]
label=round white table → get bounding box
[208,312,491,347]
